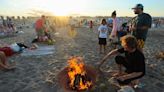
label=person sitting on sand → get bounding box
[0,51,16,70]
[98,19,108,54]
[98,35,145,86]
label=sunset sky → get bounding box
[0,0,164,17]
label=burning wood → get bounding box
[67,56,92,91]
[57,56,97,92]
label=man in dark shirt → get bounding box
[98,35,145,85]
[130,4,152,52]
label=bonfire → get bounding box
[67,56,92,91]
[58,56,97,91]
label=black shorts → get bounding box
[99,38,107,45]
[115,56,144,85]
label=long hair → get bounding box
[111,11,116,16]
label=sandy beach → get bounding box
[0,22,164,92]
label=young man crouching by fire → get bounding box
[98,35,145,86]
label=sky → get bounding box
[0,0,164,17]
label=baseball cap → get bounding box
[132,4,144,9]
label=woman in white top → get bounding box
[98,19,108,53]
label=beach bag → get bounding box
[0,47,14,56]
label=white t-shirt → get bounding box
[98,25,108,38]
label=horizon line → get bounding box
[0,15,164,18]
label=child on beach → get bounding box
[98,19,108,54]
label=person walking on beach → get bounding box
[98,19,108,54]
[130,4,152,52]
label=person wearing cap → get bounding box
[130,4,152,52]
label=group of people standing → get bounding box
[0,16,15,35]
[98,3,152,89]
[98,10,123,54]
[98,4,152,53]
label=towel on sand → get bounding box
[21,46,55,56]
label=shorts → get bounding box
[0,47,14,56]
[115,56,144,85]
[137,39,145,49]
[99,38,107,45]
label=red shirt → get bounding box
[35,19,44,30]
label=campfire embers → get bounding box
[58,56,97,92]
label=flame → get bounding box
[67,56,92,90]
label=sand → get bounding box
[0,22,164,92]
